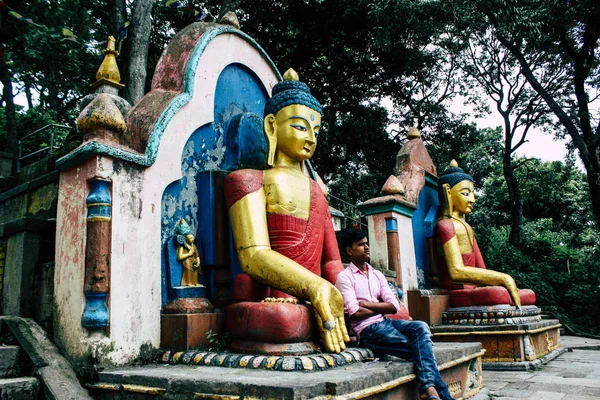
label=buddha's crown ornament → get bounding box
[439,159,474,189]
[264,68,323,117]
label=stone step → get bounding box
[0,346,21,379]
[0,376,39,398]
[89,343,485,400]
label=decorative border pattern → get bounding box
[160,348,375,372]
[443,306,542,326]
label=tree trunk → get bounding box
[503,154,523,246]
[219,0,242,20]
[0,55,18,176]
[111,0,127,35]
[124,0,154,106]
[23,75,34,109]
[582,146,600,229]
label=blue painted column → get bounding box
[82,178,111,331]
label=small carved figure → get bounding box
[175,219,202,287]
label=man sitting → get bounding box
[335,229,453,400]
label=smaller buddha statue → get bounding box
[175,219,202,287]
[435,161,535,309]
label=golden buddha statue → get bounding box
[175,219,202,287]
[435,160,533,309]
[224,69,349,353]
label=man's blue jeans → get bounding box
[359,318,453,400]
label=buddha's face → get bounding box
[272,104,321,162]
[450,180,475,215]
[185,234,195,244]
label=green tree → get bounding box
[449,0,600,230]
[452,27,559,246]
[472,158,600,335]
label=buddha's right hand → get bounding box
[309,281,350,353]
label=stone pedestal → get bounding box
[161,313,224,350]
[432,317,562,370]
[160,297,223,350]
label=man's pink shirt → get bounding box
[335,262,400,335]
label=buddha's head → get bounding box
[185,234,195,245]
[438,160,475,218]
[263,68,322,167]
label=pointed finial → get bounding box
[449,159,458,168]
[381,175,405,195]
[283,68,299,81]
[407,127,421,139]
[91,36,125,93]
[219,11,240,29]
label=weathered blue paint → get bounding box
[424,205,439,238]
[57,25,281,171]
[411,176,440,288]
[385,218,398,232]
[160,63,271,305]
[221,113,267,171]
[81,292,109,330]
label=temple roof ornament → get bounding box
[90,36,125,93]
[76,93,127,141]
[407,126,421,140]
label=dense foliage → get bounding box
[472,159,600,335]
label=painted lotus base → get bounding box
[160,347,375,371]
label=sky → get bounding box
[474,112,569,162]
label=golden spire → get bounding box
[407,127,421,139]
[90,36,125,91]
[283,68,299,81]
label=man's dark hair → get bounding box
[340,228,368,251]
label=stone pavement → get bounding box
[472,335,600,400]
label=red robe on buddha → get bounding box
[224,169,344,300]
[435,218,536,307]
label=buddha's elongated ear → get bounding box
[263,114,277,167]
[442,183,453,218]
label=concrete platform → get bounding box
[469,335,600,400]
[89,342,484,399]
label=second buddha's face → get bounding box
[185,234,195,244]
[450,180,475,215]
[273,104,321,162]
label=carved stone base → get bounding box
[160,312,224,350]
[432,319,562,369]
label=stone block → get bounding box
[0,377,39,399]
[407,290,450,326]
[0,346,20,378]
[161,312,224,350]
[2,231,40,317]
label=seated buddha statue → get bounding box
[435,160,536,309]
[224,69,349,354]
